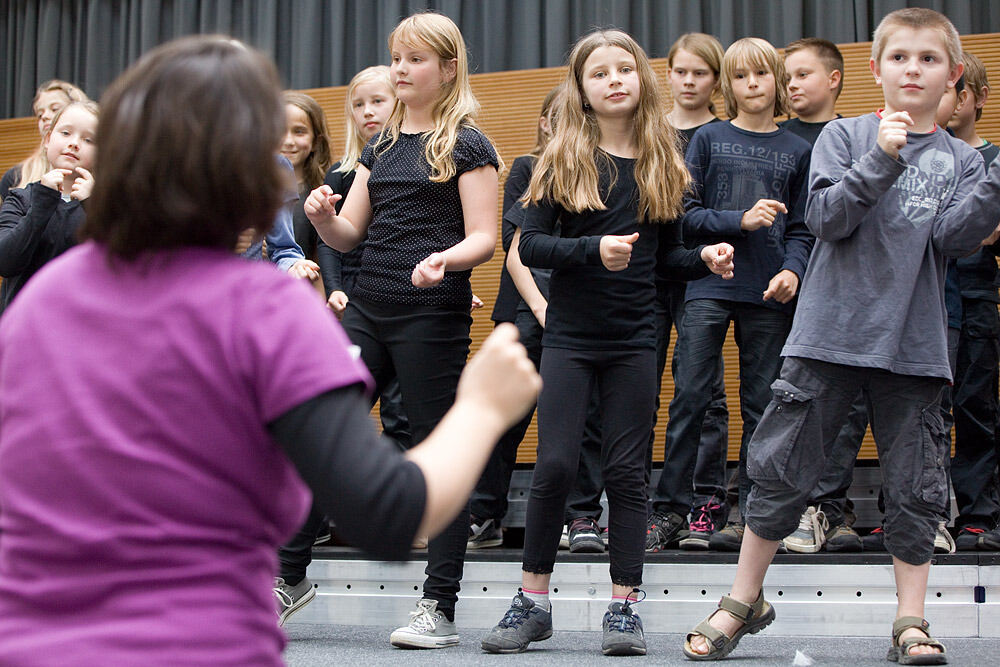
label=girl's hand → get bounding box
[412,252,446,288]
[877,110,912,159]
[41,168,72,192]
[70,168,95,201]
[471,294,484,311]
[304,185,342,225]
[288,259,320,281]
[327,290,349,318]
[763,269,800,303]
[701,243,735,279]
[740,199,786,231]
[599,232,638,271]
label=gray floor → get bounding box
[283,623,999,665]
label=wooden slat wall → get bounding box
[2,34,997,463]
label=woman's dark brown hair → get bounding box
[83,36,286,259]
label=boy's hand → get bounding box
[412,252,446,287]
[877,110,913,159]
[69,167,94,201]
[304,185,342,225]
[288,259,320,281]
[741,199,787,231]
[40,168,72,192]
[599,232,638,271]
[701,242,735,279]
[763,269,800,303]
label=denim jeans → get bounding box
[653,299,790,521]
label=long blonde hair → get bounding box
[380,12,488,183]
[525,30,690,222]
[16,80,89,189]
[336,66,393,174]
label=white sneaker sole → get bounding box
[389,630,460,649]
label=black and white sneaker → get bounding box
[468,517,503,549]
[481,591,553,654]
[602,591,646,656]
[568,517,605,553]
[274,576,316,627]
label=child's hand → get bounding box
[327,290,349,318]
[233,228,255,254]
[599,232,638,271]
[40,168,72,192]
[763,269,800,303]
[741,199,787,231]
[471,294,484,311]
[304,185,342,225]
[288,259,320,281]
[70,168,94,201]
[701,242,735,280]
[412,252,446,287]
[877,110,913,159]
[456,323,541,430]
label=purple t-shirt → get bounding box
[0,243,372,665]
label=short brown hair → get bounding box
[871,8,961,68]
[721,38,788,119]
[83,36,286,260]
[785,38,845,99]
[962,50,990,121]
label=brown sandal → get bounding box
[682,590,775,661]
[886,616,947,665]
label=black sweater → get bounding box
[0,183,85,314]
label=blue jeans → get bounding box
[653,299,790,521]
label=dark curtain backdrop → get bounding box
[3,0,999,118]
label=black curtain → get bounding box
[3,0,998,118]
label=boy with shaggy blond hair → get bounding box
[683,9,1000,663]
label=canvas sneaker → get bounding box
[481,591,553,653]
[679,500,723,551]
[389,599,459,649]
[784,506,829,554]
[934,521,956,554]
[274,576,316,627]
[468,517,503,549]
[645,511,688,552]
[568,517,605,553]
[602,591,646,656]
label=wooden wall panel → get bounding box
[2,34,998,464]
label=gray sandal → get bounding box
[886,616,947,665]
[682,590,775,661]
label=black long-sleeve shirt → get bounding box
[519,152,709,350]
[0,182,84,314]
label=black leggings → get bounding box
[341,296,472,617]
[522,346,656,587]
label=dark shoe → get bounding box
[824,523,863,553]
[274,576,316,627]
[978,526,1000,550]
[709,522,744,551]
[602,591,646,656]
[468,517,503,549]
[862,526,886,552]
[955,526,986,551]
[313,524,332,546]
[680,500,723,551]
[645,511,688,552]
[683,589,775,660]
[568,517,605,553]
[481,591,553,654]
[886,616,947,665]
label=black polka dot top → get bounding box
[354,126,499,309]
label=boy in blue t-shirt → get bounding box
[684,9,1000,663]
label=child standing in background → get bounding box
[306,11,499,649]
[281,91,332,263]
[480,29,734,656]
[0,100,99,314]
[657,38,813,554]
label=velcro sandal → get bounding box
[682,590,775,660]
[886,616,947,665]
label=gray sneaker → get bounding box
[481,591,553,653]
[389,599,459,649]
[602,597,646,656]
[274,576,316,627]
